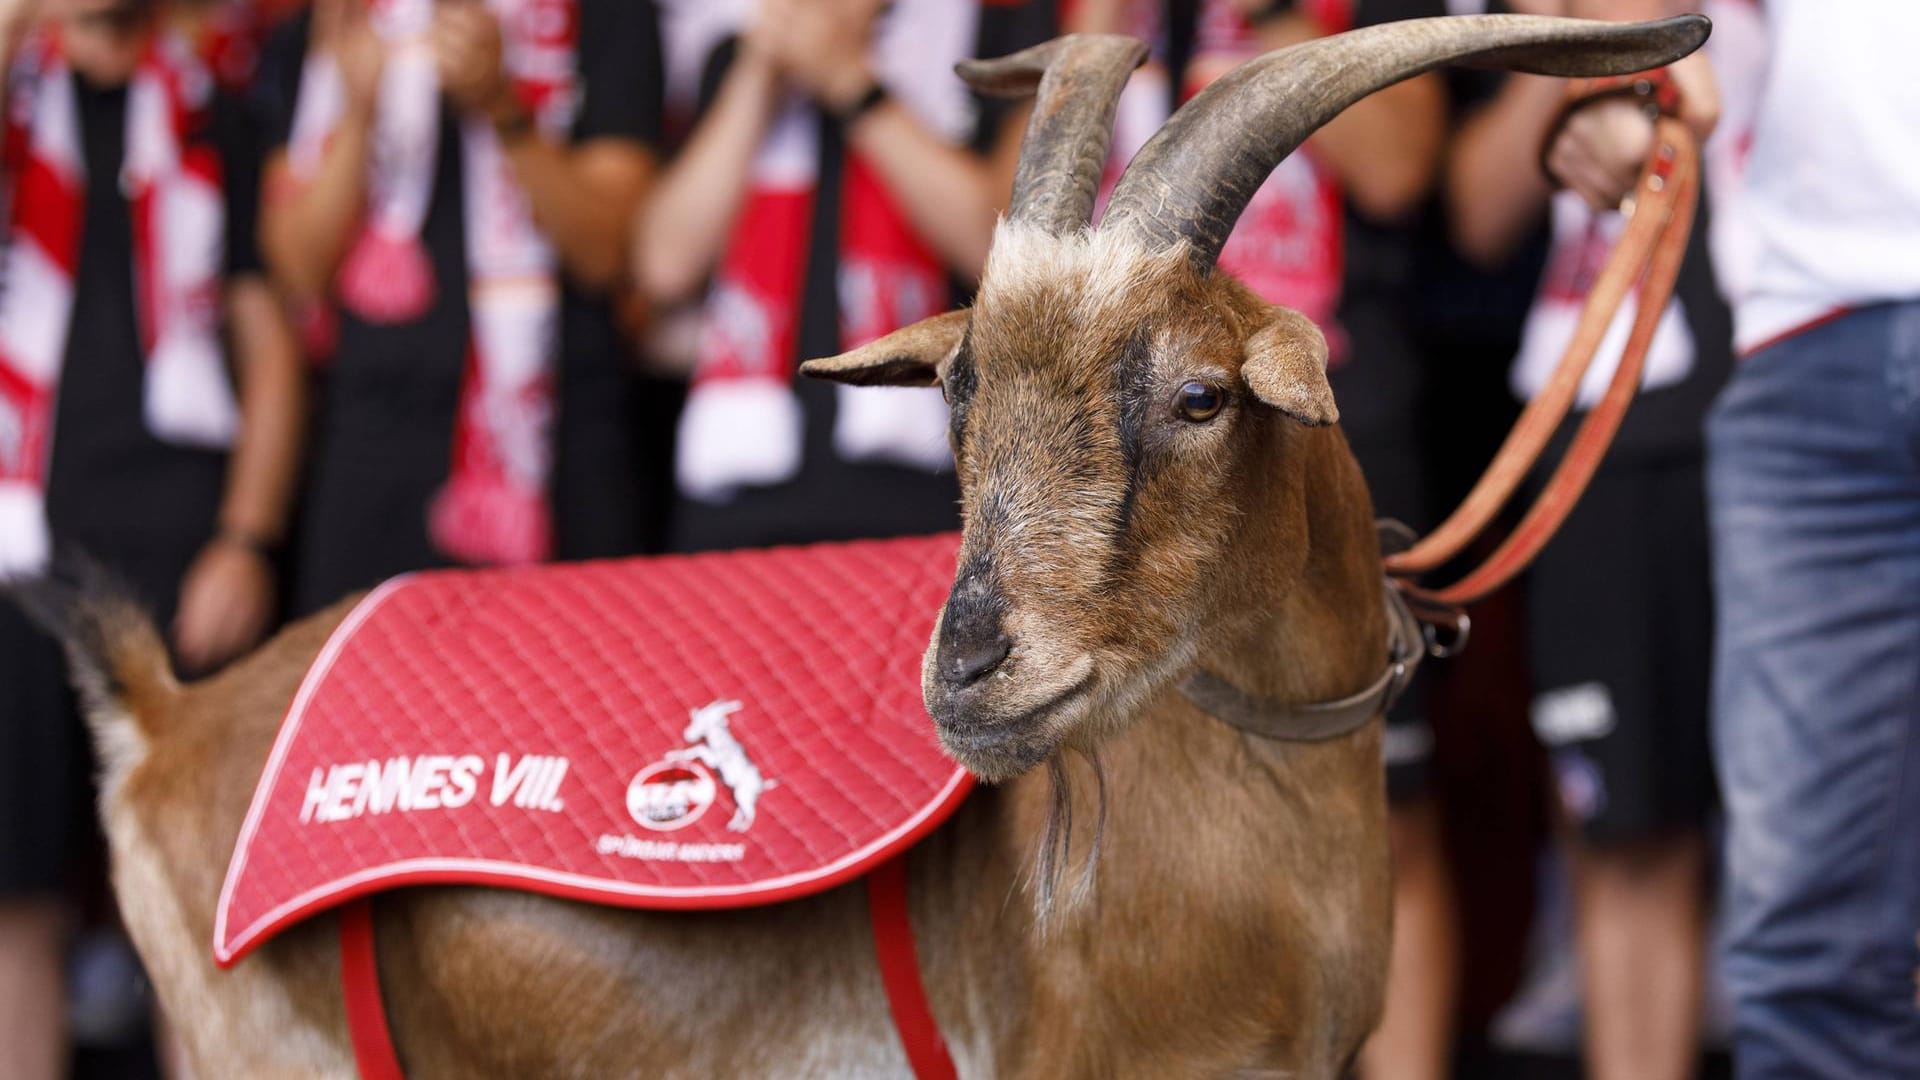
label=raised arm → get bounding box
[633,31,787,306]
[1445,67,1563,266]
[766,0,1028,282]
[258,0,383,302]
[1447,0,1717,266]
[1243,5,1446,222]
[432,1,654,294]
[0,0,34,120]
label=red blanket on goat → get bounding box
[215,534,970,966]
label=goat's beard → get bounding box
[1030,748,1108,932]
[1024,637,1206,929]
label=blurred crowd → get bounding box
[0,0,1915,1078]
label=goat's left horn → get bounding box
[1102,14,1710,271]
[957,33,1150,235]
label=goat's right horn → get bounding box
[957,33,1150,235]
[1102,14,1710,271]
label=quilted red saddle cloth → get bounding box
[215,534,971,966]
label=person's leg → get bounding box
[0,609,81,1080]
[1528,452,1717,1079]
[1360,794,1459,1080]
[0,898,66,1080]
[1710,302,1920,1078]
[1568,829,1708,1080]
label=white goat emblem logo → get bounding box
[664,700,775,832]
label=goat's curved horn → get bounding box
[1102,14,1710,270]
[957,33,1150,235]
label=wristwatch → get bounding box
[830,80,891,129]
[214,526,282,565]
[1244,0,1299,27]
[492,100,536,144]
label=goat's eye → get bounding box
[1176,381,1224,422]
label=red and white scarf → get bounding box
[0,30,235,577]
[675,0,974,502]
[288,0,576,565]
[1511,191,1696,404]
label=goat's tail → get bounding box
[6,557,179,759]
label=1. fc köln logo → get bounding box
[625,758,718,831]
[626,700,776,833]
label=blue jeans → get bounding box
[1708,302,1920,1077]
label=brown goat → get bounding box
[25,15,1706,1078]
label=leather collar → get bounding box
[1178,582,1424,742]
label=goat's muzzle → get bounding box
[924,566,1096,781]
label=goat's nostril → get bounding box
[945,632,1012,686]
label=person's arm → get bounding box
[172,276,306,673]
[259,0,383,303]
[0,0,35,118]
[770,0,1028,282]
[1567,0,1724,141]
[1445,70,1563,266]
[494,135,654,292]
[633,36,785,306]
[1245,8,1445,222]
[834,88,1029,281]
[1448,0,1719,266]
[433,1,652,293]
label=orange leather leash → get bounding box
[1385,114,1700,632]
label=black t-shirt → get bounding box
[1317,0,1444,485]
[256,0,665,613]
[41,73,262,613]
[669,0,1055,553]
[2,69,261,809]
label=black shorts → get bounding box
[1,538,195,897]
[1525,454,1717,846]
[1382,671,1434,805]
[0,601,92,898]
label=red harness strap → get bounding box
[867,855,959,1080]
[337,866,955,1079]
[339,898,405,1080]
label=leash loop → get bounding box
[1417,606,1471,660]
[1386,116,1699,616]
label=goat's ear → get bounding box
[1241,307,1337,426]
[799,310,970,388]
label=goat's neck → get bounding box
[918,428,1392,1070]
[1201,425,1386,707]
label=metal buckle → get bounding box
[1421,609,1471,659]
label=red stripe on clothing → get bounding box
[1739,306,1853,360]
[13,155,80,274]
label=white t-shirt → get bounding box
[1734,0,1920,351]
